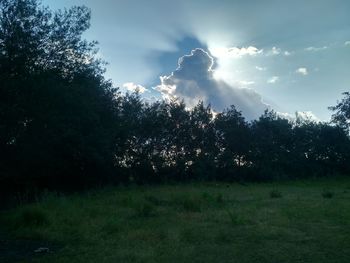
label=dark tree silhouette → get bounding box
[329,92,350,134]
[1,0,349,199]
[249,110,294,180]
[0,0,119,193]
[214,106,250,180]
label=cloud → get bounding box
[265,47,291,57]
[122,82,149,93]
[278,111,320,123]
[305,46,328,52]
[296,67,308,75]
[295,111,320,122]
[155,48,269,119]
[266,47,281,56]
[210,46,263,58]
[255,66,266,71]
[267,76,279,84]
[345,41,350,46]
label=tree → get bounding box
[0,0,119,192]
[249,110,293,180]
[329,92,350,134]
[214,105,250,180]
[186,102,217,180]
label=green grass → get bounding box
[1,177,350,262]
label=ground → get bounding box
[1,177,350,262]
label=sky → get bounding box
[43,0,350,121]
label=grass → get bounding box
[269,189,282,198]
[1,177,350,262]
[322,189,335,199]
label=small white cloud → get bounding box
[266,46,281,56]
[210,46,263,58]
[255,66,266,71]
[305,46,328,52]
[266,47,292,56]
[345,41,350,46]
[296,67,308,76]
[122,82,149,93]
[267,76,279,84]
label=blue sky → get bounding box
[43,0,350,120]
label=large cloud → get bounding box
[156,48,269,120]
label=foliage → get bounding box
[0,0,350,197]
[0,0,120,194]
[329,92,350,134]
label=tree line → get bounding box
[1,0,350,195]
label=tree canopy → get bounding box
[0,0,349,197]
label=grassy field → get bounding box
[1,177,350,263]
